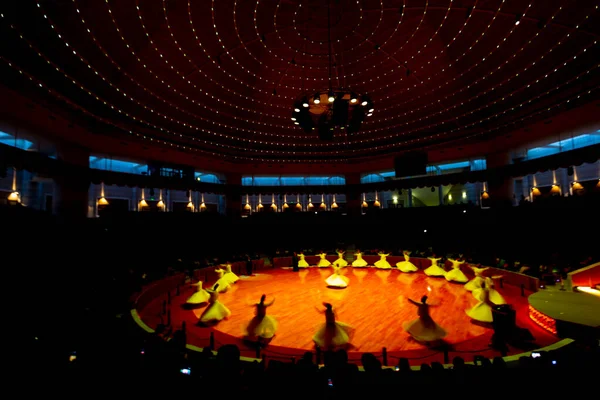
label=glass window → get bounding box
[242,175,345,186]
[526,132,600,160]
[0,131,34,150]
[89,156,147,174]
[194,172,222,184]
[280,177,305,186]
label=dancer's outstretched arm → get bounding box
[265,298,275,307]
[408,298,420,306]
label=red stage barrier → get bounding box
[273,257,292,268]
[134,273,186,311]
[569,262,600,288]
[485,267,539,292]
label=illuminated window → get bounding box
[242,176,345,186]
[0,131,34,150]
[89,156,147,174]
[194,172,222,184]
[526,132,600,160]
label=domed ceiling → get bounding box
[0,0,598,164]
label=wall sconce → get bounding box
[7,167,20,203]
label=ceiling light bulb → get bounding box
[367,113,372,116]
[294,108,300,112]
[328,96,335,102]
[350,98,357,103]
[291,117,296,121]
[314,98,320,104]
[369,108,374,112]
[302,102,309,107]
[361,101,368,106]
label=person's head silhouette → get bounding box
[421,295,428,304]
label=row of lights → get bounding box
[2,43,597,168]
[528,305,557,335]
[41,1,596,141]
[243,193,369,212]
[85,0,568,138]
[96,185,209,212]
[273,0,379,58]
[3,2,596,161]
[25,6,600,155]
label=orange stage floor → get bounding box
[138,267,558,365]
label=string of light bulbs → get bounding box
[1,51,596,165]
[2,1,596,161]
[8,13,597,158]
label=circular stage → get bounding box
[528,290,600,333]
[138,267,559,363]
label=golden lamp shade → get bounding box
[200,202,207,210]
[550,185,561,194]
[307,202,314,209]
[271,203,277,211]
[571,182,583,190]
[295,202,302,210]
[257,203,264,211]
[373,200,381,207]
[596,179,600,188]
[7,191,20,202]
[243,203,251,211]
[331,202,338,209]
[282,202,289,209]
[97,197,109,205]
[362,201,368,208]
[531,187,541,196]
[319,202,326,210]
[481,191,490,199]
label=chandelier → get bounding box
[291,0,373,140]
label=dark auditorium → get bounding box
[1,0,599,396]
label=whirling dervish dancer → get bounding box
[424,255,446,277]
[313,303,354,350]
[186,281,210,306]
[297,253,310,268]
[198,284,231,325]
[464,264,489,291]
[445,258,469,283]
[325,264,349,288]
[212,268,231,293]
[472,276,506,304]
[466,281,496,323]
[222,263,239,284]
[317,252,331,268]
[352,250,369,267]
[374,252,392,269]
[243,294,278,342]
[403,295,447,343]
[396,250,419,273]
[333,250,348,268]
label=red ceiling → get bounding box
[0,0,599,168]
